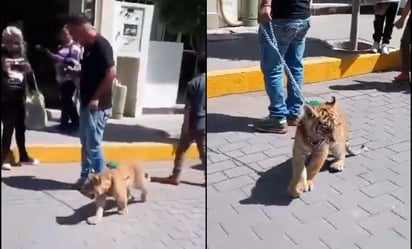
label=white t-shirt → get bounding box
[55,42,82,84]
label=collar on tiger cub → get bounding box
[298,96,338,148]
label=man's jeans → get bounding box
[259,18,311,121]
[79,108,111,178]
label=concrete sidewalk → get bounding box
[10,113,199,163]
[2,160,205,249]
[207,14,404,98]
[207,72,410,248]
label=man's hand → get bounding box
[394,18,405,29]
[89,99,99,111]
[258,5,272,24]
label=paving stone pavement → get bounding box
[1,160,205,249]
[207,72,410,249]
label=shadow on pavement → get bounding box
[329,80,411,94]
[207,113,259,133]
[1,176,72,191]
[239,158,294,206]
[55,199,142,226]
[239,157,333,206]
[151,177,205,188]
[207,33,366,61]
[39,122,174,144]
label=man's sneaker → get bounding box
[2,163,12,170]
[371,41,380,53]
[254,117,288,134]
[381,43,390,55]
[18,158,39,166]
[287,115,301,126]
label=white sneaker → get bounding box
[371,42,380,53]
[381,44,390,55]
[2,163,12,170]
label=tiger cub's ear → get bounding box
[303,104,317,119]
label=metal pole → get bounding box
[242,0,258,27]
[349,0,361,50]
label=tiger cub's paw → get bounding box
[330,161,345,172]
[307,180,314,191]
[288,180,308,198]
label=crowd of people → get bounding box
[1,13,206,188]
[254,0,411,134]
[1,14,116,190]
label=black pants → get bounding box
[1,101,29,164]
[373,2,399,44]
[60,80,79,127]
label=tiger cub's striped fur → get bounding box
[288,96,367,198]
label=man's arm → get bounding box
[260,0,271,7]
[395,0,410,28]
[401,0,411,19]
[92,40,116,101]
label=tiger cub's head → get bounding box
[302,96,341,143]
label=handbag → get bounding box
[25,72,48,130]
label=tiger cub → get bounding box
[288,96,367,198]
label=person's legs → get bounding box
[194,129,205,171]
[255,20,292,133]
[59,82,70,129]
[285,18,311,124]
[172,132,193,177]
[381,1,399,54]
[1,105,16,170]
[87,109,110,174]
[60,81,80,130]
[373,14,385,43]
[372,3,389,52]
[382,2,399,45]
[14,103,38,165]
[78,108,93,181]
[151,131,193,185]
[395,16,411,82]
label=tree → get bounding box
[154,0,206,55]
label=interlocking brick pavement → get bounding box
[1,160,205,249]
[207,72,410,249]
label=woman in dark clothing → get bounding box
[1,26,39,170]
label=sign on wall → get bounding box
[114,4,145,55]
[83,0,96,25]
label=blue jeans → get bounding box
[259,18,311,121]
[79,108,111,178]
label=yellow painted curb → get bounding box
[207,51,401,98]
[11,143,199,163]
